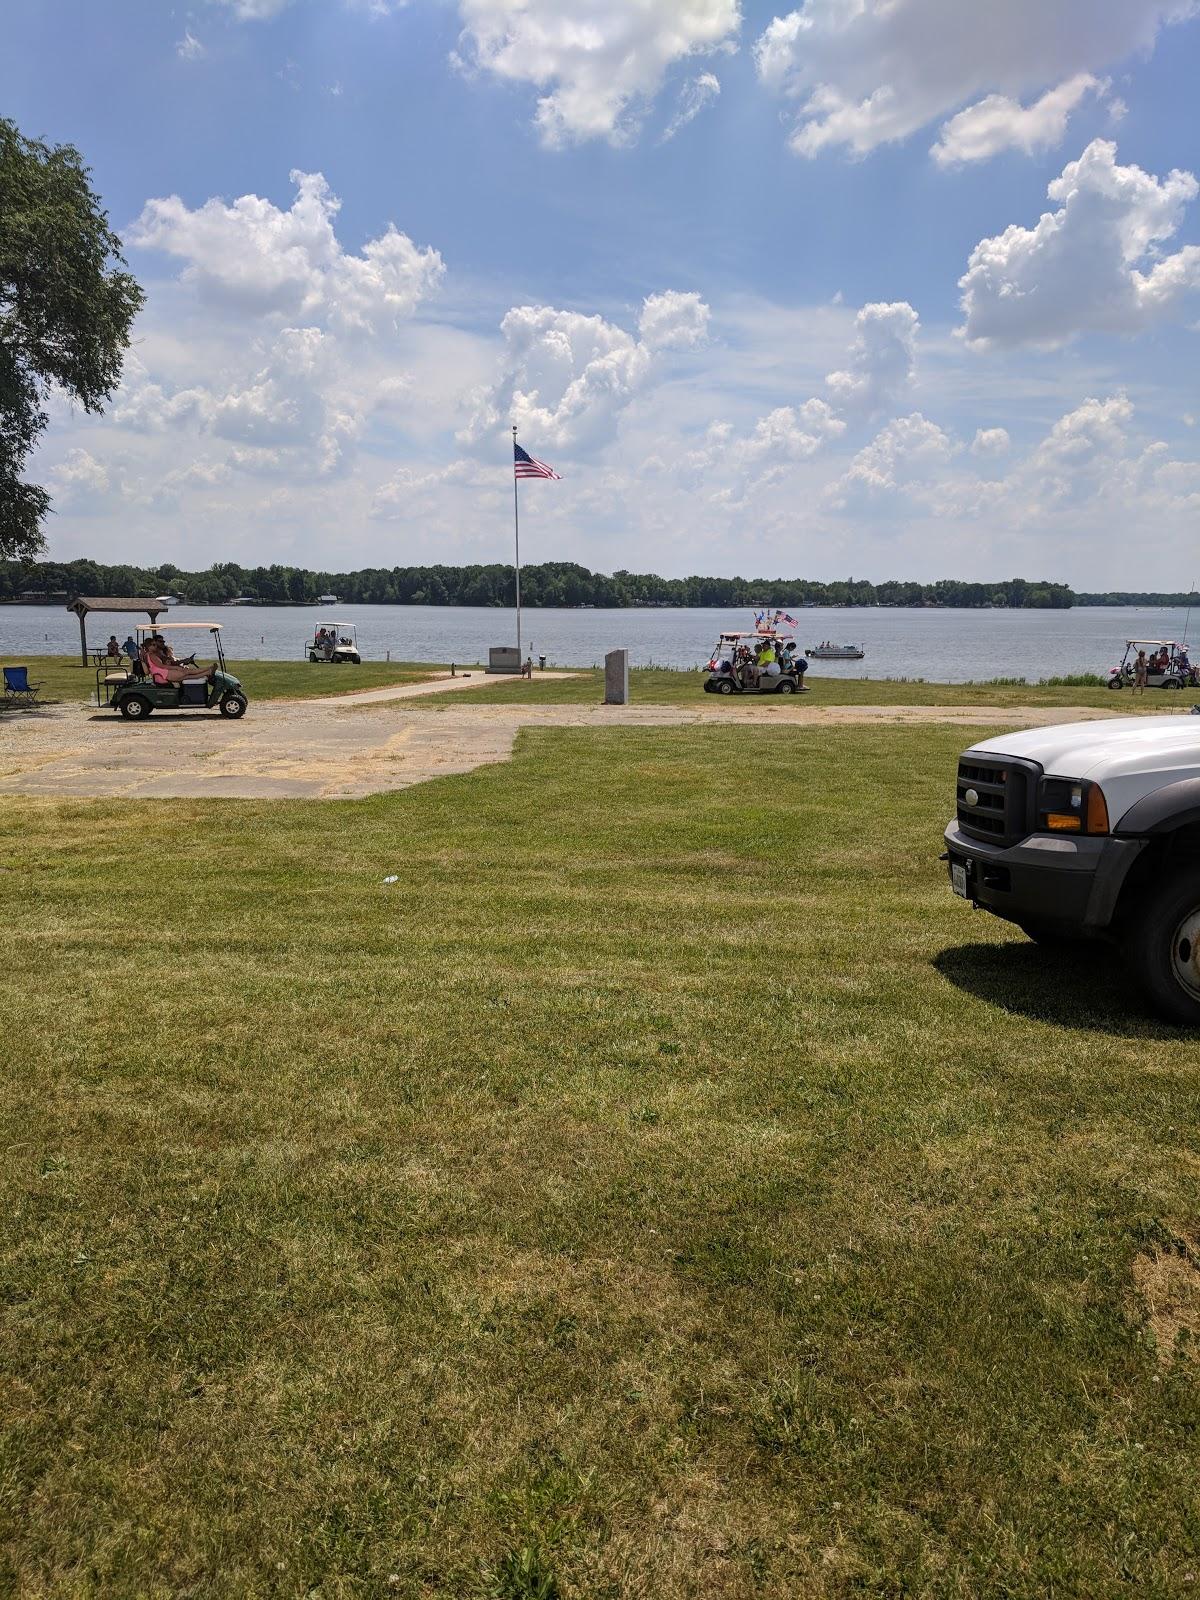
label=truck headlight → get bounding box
[1036,777,1109,835]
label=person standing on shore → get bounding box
[1134,649,1148,694]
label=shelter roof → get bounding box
[67,596,166,617]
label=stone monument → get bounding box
[487,646,521,675]
[604,648,630,705]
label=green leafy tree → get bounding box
[0,119,143,560]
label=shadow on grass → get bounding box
[934,940,1192,1038]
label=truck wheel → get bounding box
[1124,872,1200,1025]
[119,695,152,720]
[716,679,735,695]
[219,692,248,719]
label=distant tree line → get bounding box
[3,558,1193,610]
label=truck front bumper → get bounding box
[943,821,1146,934]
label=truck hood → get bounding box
[968,715,1200,782]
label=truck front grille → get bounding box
[957,758,1032,845]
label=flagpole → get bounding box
[512,423,522,661]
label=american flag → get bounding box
[514,442,561,480]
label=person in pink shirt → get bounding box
[144,634,214,686]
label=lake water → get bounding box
[6,602,1197,683]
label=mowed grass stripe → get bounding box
[1,725,1198,1599]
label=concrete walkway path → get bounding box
[0,687,1149,801]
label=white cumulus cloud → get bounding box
[454,0,740,147]
[754,0,1193,159]
[131,170,444,330]
[637,290,710,350]
[931,74,1105,167]
[48,449,113,507]
[462,291,709,449]
[824,300,919,414]
[829,412,954,505]
[959,139,1200,346]
[971,427,1011,458]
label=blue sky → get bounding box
[6,0,1200,584]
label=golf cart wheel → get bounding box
[1163,679,1184,690]
[716,679,736,695]
[1123,870,1200,1025]
[219,692,248,719]
[309,652,318,663]
[119,695,152,720]
[1107,677,1124,690]
[775,678,796,694]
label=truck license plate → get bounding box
[951,862,969,899]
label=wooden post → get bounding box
[77,607,88,666]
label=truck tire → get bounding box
[1123,871,1200,1025]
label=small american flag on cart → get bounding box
[514,442,561,480]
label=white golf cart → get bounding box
[1106,639,1196,691]
[702,629,809,695]
[306,622,361,665]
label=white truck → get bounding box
[945,715,1200,1023]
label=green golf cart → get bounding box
[104,623,248,720]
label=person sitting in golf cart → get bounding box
[144,634,214,686]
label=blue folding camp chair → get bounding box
[3,666,42,707]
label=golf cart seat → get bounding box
[3,666,41,707]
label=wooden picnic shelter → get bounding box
[67,597,168,665]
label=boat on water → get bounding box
[808,641,865,660]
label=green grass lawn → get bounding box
[3,724,1198,1597]
[3,655,450,705]
[415,665,1171,713]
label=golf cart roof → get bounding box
[136,621,223,632]
[316,620,356,628]
[717,629,791,639]
[1125,638,1183,648]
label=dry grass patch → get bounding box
[1132,1230,1200,1365]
